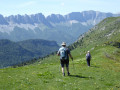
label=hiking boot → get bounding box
[68,72,70,76]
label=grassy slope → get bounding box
[0,45,120,90]
[0,17,120,90]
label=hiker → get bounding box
[86,51,91,67]
[57,42,73,76]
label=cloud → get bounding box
[61,2,65,6]
[17,1,36,8]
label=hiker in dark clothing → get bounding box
[57,42,73,76]
[86,51,91,67]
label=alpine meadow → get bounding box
[0,15,120,90]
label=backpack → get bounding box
[60,48,67,60]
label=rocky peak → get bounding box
[47,14,65,23]
[0,14,8,25]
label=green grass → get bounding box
[0,45,120,90]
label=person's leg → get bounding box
[66,66,69,72]
[87,59,89,66]
[62,67,65,76]
[61,60,65,76]
[66,60,70,75]
[87,59,90,66]
[66,67,70,75]
[89,59,90,66]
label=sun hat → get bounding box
[61,42,66,46]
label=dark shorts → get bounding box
[60,59,69,67]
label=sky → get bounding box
[0,0,120,17]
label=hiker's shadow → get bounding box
[69,75,93,79]
[91,65,99,68]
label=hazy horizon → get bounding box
[0,0,120,17]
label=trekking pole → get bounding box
[72,58,75,74]
[59,64,61,73]
[72,58,74,68]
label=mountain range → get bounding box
[0,10,120,44]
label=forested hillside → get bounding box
[0,39,59,68]
[69,16,120,49]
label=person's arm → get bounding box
[68,48,73,60]
[86,54,87,59]
[90,54,92,59]
[68,53,73,60]
[57,51,60,56]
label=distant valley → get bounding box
[0,39,59,68]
